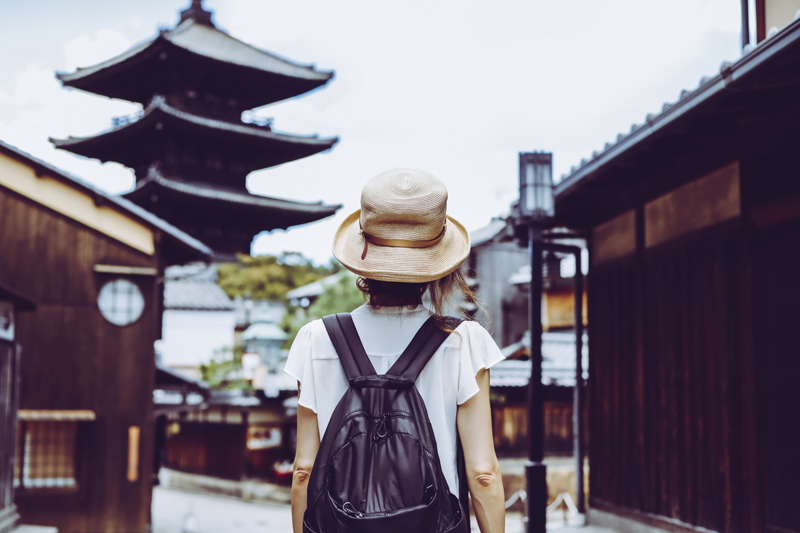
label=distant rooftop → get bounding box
[164,263,234,311]
[496,331,589,388]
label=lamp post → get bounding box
[517,152,554,533]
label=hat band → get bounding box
[360,223,447,260]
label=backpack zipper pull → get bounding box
[374,414,388,440]
[342,502,364,518]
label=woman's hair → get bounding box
[356,269,479,330]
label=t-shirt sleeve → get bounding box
[456,321,506,405]
[283,322,317,413]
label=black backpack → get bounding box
[302,313,470,533]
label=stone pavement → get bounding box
[152,486,617,533]
[152,486,293,533]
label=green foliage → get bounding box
[199,344,253,391]
[216,252,341,301]
[283,274,365,348]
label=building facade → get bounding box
[553,10,800,533]
[0,141,209,533]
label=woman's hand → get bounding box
[291,384,320,533]
[457,368,505,533]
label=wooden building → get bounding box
[0,140,210,533]
[490,332,588,457]
[468,215,588,457]
[0,285,35,533]
[553,10,800,533]
[51,0,341,255]
[161,390,296,483]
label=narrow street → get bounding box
[152,486,614,533]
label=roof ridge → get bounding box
[0,139,211,258]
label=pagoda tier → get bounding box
[49,96,338,187]
[56,6,332,115]
[51,0,341,255]
[124,166,341,255]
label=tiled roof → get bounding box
[51,95,338,152]
[555,16,800,201]
[57,18,332,85]
[129,167,341,215]
[166,20,332,81]
[0,140,212,260]
[164,263,234,311]
[495,331,589,388]
[208,389,261,407]
[469,218,509,248]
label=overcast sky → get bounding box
[0,0,744,264]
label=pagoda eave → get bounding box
[49,97,338,173]
[57,20,333,109]
[123,171,341,254]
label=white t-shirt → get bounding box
[283,303,505,494]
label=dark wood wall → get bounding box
[588,225,748,533]
[0,186,158,533]
[752,216,800,533]
[0,341,20,533]
[165,422,246,480]
[492,388,586,457]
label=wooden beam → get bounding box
[93,264,158,276]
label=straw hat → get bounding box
[332,168,471,283]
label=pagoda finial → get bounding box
[179,0,214,26]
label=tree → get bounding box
[216,252,340,301]
[199,344,252,391]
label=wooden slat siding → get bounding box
[0,187,157,533]
[736,174,760,533]
[752,216,800,533]
[587,257,637,509]
[589,226,745,533]
[632,207,647,513]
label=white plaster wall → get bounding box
[160,310,236,368]
[766,0,800,33]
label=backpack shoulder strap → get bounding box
[387,316,464,382]
[322,313,377,382]
[456,430,470,522]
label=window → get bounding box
[14,421,78,490]
[97,278,145,326]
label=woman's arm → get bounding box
[291,383,321,533]
[457,368,505,533]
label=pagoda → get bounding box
[51,0,341,254]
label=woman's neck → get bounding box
[369,294,423,308]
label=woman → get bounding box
[285,168,506,533]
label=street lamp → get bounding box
[517,151,553,533]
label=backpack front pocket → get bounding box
[326,490,439,533]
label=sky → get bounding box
[0,0,745,264]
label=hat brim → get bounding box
[332,210,471,283]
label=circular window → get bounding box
[97,279,145,326]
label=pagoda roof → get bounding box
[128,167,341,218]
[56,17,333,109]
[50,96,338,173]
[123,167,341,254]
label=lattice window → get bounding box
[14,421,78,490]
[97,278,145,326]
